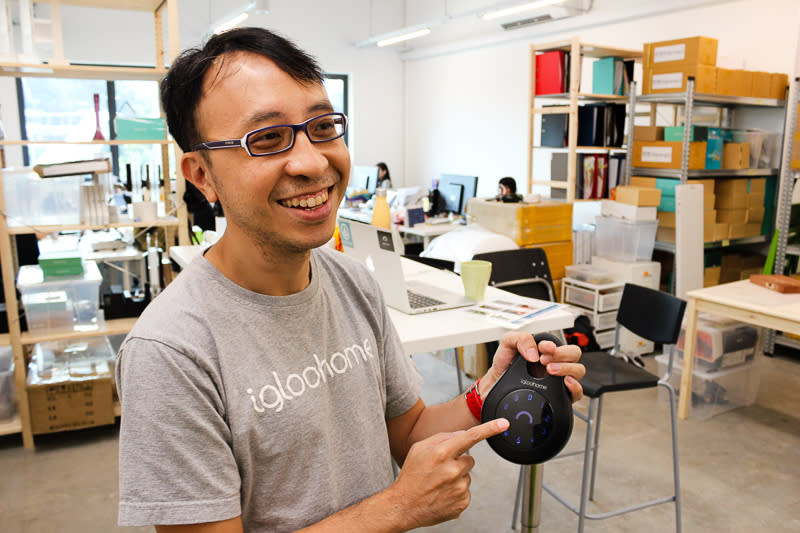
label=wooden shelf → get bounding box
[0,139,170,146]
[533,146,628,153]
[0,62,167,81]
[0,414,22,437]
[7,217,180,235]
[534,40,642,60]
[61,0,164,10]
[20,317,139,345]
[654,235,768,253]
[534,92,632,102]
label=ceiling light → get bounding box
[210,0,269,36]
[214,12,249,34]
[376,28,432,47]
[482,0,567,21]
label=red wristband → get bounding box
[464,378,483,421]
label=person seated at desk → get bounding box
[495,176,522,203]
[376,161,392,189]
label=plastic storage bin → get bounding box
[564,265,617,284]
[656,354,760,420]
[564,282,624,312]
[30,336,115,382]
[1,167,81,227]
[17,261,103,334]
[594,216,658,262]
[0,346,15,420]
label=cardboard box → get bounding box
[614,185,662,207]
[601,199,657,221]
[532,240,573,280]
[728,223,762,240]
[465,198,572,246]
[722,142,751,169]
[644,64,716,94]
[704,266,721,287]
[663,126,723,169]
[715,177,766,197]
[747,205,765,223]
[633,125,665,142]
[632,141,706,169]
[716,208,747,224]
[28,377,114,435]
[630,176,657,188]
[716,69,753,97]
[644,36,718,69]
[714,223,730,241]
[704,193,716,211]
[769,72,789,100]
[750,71,772,99]
[657,209,715,229]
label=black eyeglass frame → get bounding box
[190,112,348,157]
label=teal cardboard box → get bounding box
[115,117,166,140]
[664,126,723,169]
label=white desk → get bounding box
[169,245,574,355]
[398,221,463,248]
[678,279,800,419]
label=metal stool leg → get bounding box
[577,398,598,533]
[589,395,604,501]
[512,466,524,530]
[664,381,683,533]
[520,464,544,533]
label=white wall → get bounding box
[404,0,800,198]
[4,0,408,184]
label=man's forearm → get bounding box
[296,485,409,533]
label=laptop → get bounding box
[338,220,472,314]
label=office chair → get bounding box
[539,283,687,533]
[472,248,556,303]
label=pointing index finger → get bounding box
[443,419,510,457]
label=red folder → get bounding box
[535,51,566,95]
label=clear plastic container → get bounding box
[1,167,81,227]
[17,261,103,334]
[29,336,115,384]
[656,354,760,420]
[594,216,658,262]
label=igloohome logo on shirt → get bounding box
[246,339,375,413]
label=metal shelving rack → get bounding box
[0,0,185,448]
[627,76,797,353]
[527,38,643,201]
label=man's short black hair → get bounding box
[161,27,325,153]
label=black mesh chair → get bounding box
[542,283,687,533]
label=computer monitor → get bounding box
[349,165,379,194]
[438,174,479,215]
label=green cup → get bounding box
[461,260,493,301]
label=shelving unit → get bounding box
[0,0,185,448]
[628,78,791,284]
[527,38,643,202]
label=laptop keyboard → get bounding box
[407,289,445,309]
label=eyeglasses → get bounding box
[191,112,347,157]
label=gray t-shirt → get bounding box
[116,246,422,531]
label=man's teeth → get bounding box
[282,190,328,208]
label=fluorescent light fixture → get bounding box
[482,0,567,21]
[214,12,249,34]
[210,0,269,35]
[376,28,431,47]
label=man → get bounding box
[116,27,584,532]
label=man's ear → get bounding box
[181,152,219,203]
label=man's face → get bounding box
[186,51,350,256]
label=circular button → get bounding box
[495,388,553,450]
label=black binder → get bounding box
[541,111,568,147]
[578,103,605,146]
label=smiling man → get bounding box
[115,27,584,533]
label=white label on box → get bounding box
[651,72,684,90]
[654,43,686,63]
[640,146,674,163]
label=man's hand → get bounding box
[485,332,585,402]
[388,419,510,529]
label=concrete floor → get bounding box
[1,348,799,533]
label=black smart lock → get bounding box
[482,333,574,465]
